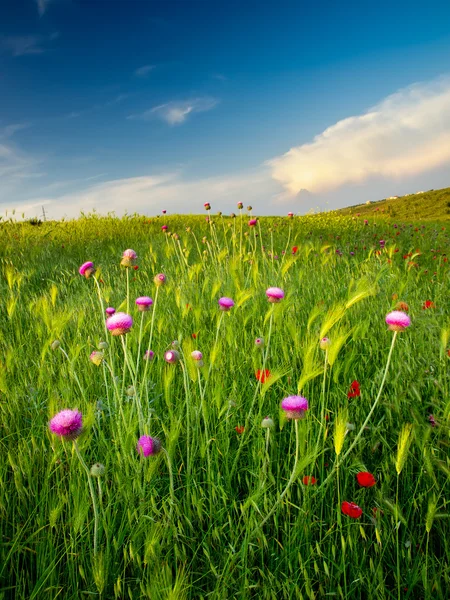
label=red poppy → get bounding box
[292,246,298,254]
[341,501,363,519]
[235,426,245,434]
[423,300,435,309]
[255,369,271,383]
[192,333,197,339]
[302,476,317,485]
[347,380,361,398]
[356,471,376,487]
[133,265,139,271]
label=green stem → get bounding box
[73,441,99,557]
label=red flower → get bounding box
[356,471,376,487]
[235,426,245,434]
[302,476,317,485]
[423,300,435,309]
[341,501,363,519]
[292,246,298,254]
[347,380,361,398]
[192,333,197,339]
[255,369,271,383]
[133,265,139,271]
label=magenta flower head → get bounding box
[79,261,95,279]
[162,209,166,214]
[288,212,294,218]
[266,287,284,303]
[204,202,211,211]
[105,307,116,316]
[137,435,162,457]
[191,350,203,361]
[135,296,153,312]
[106,312,133,336]
[320,337,330,350]
[154,273,166,287]
[248,218,258,227]
[218,297,234,311]
[49,409,83,440]
[281,396,309,420]
[164,350,180,364]
[255,337,264,348]
[144,349,154,361]
[162,225,168,232]
[385,311,411,332]
[120,248,138,268]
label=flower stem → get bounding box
[73,441,99,557]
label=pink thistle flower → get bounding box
[218,297,234,311]
[154,273,166,287]
[288,212,294,218]
[162,225,168,231]
[49,409,83,440]
[385,311,411,332]
[281,395,308,420]
[162,209,166,214]
[266,287,284,303]
[79,261,96,278]
[105,307,116,316]
[106,312,133,336]
[135,296,153,312]
[320,337,330,350]
[120,249,138,267]
[164,350,180,364]
[137,435,162,457]
[255,337,264,348]
[144,349,154,361]
[248,218,257,227]
[191,350,203,361]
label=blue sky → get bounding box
[1,0,450,219]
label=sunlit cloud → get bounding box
[268,77,450,195]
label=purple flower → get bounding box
[144,349,155,361]
[248,218,257,227]
[79,261,95,278]
[120,249,138,267]
[164,350,180,364]
[385,311,411,332]
[162,225,168,231]
[49,409,83,440]
[135,296,153,312]
[266,287,284,303]
[137,435,162,457]
[105,307,116,316]
[191,350,203,361]
[106,312,133,336]
[218,297,234,311]
[281,396,309,420]
[154,273,166,287]
[255,337,264,348]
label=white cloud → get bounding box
[134,65,155,78]
[0,123,30,138]
[128,97,219,125]
[5,170,280,219]
[268,77,450,195]
[1,32,59,56]
[36,0,54,16]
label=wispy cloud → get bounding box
[0,140,43,204]
[36,0,53,16]
[268,77,450,195]
[134,64,155,78]
[1,32,59,56]
[0,123,31,138]
[128,97,219,125]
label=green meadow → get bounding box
[0,209,449,599]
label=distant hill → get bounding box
[333,187,450,221]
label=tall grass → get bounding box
[0,211,449,599]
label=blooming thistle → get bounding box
[320,337,330,350]
[248,218,257,227]
[137,435,162,457]
[90,351,104,366]
[191,350,203,361]
[154,273,166,287]
[143,349,155,361]
[106,312,133,336]
[237,202,243,209]
[288,212,294,218]
[302,476,317,485]
[255,369,271,383]
[218,297,234,311]
[164,350,180,364]
[135,296,153,312]
[105,307,116,316]
[347,380,361,398]
[356,471,376,487]
[79,261,96,278]
[204,202,211,211]
[120,249,137,268]
[281,395,308,420]
[341,501,363,519]
[266,287,284,303]
[385,311,411,332]
[49,409,83,440]
[162,209,166,214]
[255,337,264,348]
[162,225,168,232]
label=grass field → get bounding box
[0,208,449,599]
